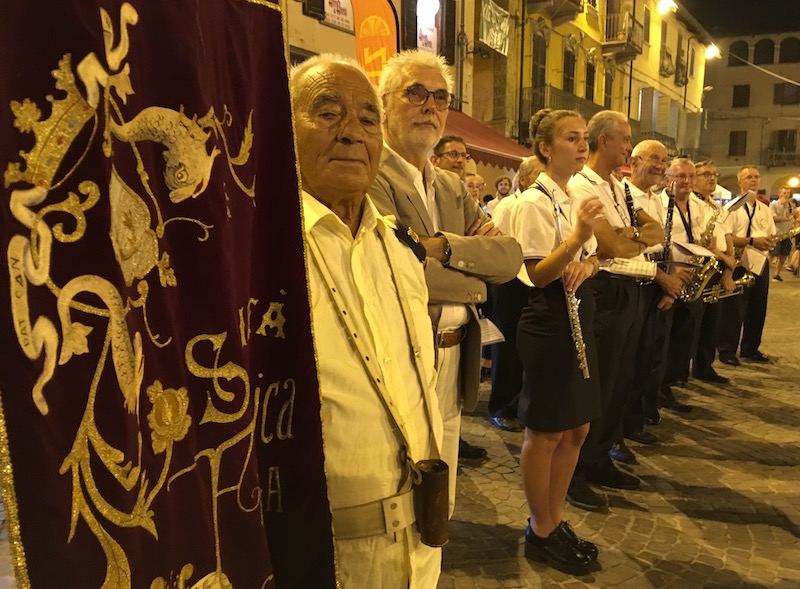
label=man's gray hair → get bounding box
[377,50,455,99]
[587,110,629,152]
[631,139,666,159]
[289,54,380,114]
[518,156,540,180]
[666,157,695,174]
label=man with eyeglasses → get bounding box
[370,50,522,516]
[718,166,776,366]
[691,159,737,385]
[431,135,471,178]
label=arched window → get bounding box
[563,49,576,94]
[753,39,774,64]
[728,40,748,66]
[779,37,800,63]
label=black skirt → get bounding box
[516,279,602,432]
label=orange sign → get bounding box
[353,0,399,85]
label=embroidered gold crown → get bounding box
[4,54,95,190]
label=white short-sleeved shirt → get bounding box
[491,191,519,236]
[725,199,776,239]
[509,173,596,285]
[628,180,666,257]
[571,166,646,262]
[663,193,725,261]
[770,199,795,234]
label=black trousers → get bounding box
[663,298,704,388]
[488,279,528,418]
[576,274,639,472]
[692,300,719,377]
[717,263,770,358]
[622,282,661,436]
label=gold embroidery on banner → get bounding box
[3,1,277,586]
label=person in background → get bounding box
[464,173,486,205]
[431,135,470,178]
[769,185,795,282]
[291,54,444,588]
[370,50,522,515]
[510,108,604,575]
[484,175,513,216]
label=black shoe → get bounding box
[557,520,599,563]
[587,462,641,490]
[566,476,608,512]
[742,351,770,363]
[644,409,661,426]
[488,414,524,432]
[773,275,783,282]
[458,438,488,464]
[524,525,592,575]
[625,430,658,445]
[719,353,741,367]
[609,442,638,465]
[659,387,692,413]
[693,369,730,384]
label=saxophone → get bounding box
[678,203,722,302]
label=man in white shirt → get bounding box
[484,175,512,216]
[370,50,522,515]
[291,54,444,588]
[769,185,795,281]
[566,111,663,512]
[718,166,777,365]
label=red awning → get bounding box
[444,110,531,170]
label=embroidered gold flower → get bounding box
[146,380,191,454]
[10,98,42,132]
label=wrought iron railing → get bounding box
[604,12,644,53]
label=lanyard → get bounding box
[677,200,694,243]
[745,203,756,238]
[534,181,569,222]
[306,228,440,469]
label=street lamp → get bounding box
[657,0,677,15]
[705,44,721,60]
[789,177,800,188]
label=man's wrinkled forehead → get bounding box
[300,64,379,112]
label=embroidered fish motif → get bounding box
[111,106,220,203]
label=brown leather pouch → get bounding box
[413,459,449,547]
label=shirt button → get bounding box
[384,357,392,365]
[457,261,465,268]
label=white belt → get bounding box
[331,489,416,540]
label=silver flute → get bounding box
[552,199,590,379]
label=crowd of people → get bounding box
[290,49,793,587]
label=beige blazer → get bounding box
[370,147,523,411]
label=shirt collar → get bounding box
[533,172,573,206]
[383,142,438,186]
[623,177,648,198]
[302,190,383,237]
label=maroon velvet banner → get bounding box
[0,1,335,587]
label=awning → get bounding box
[444,110,531,170]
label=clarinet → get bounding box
[662,182,676,263]
[551,197,590,380]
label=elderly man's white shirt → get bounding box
[491,192,519,236]
[303,191,443,588]
[628,180,665,257]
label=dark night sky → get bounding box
[679,0,800,37]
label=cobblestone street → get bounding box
[442,278,800,588]
[0,282,798,588]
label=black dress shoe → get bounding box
[566,476,608,512]
[693,369,730,384]
[488,415,524,432]
[524,525,592,575]
[587,462,641,490]
[625,430,658,445]
[609,442,638,465]
[557,520,599,563]
[659,387,692,413]
[719,353,741,367]
[458,438,488,464]
[742,351,770,363]
[644,410,661,426]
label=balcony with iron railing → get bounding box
[766,149,800,167]
[659,47,675,77]
[674,53,688,87]
[633,130,678,156]
[602,12,644,63]
[519,85,603,141]
[525,0,583,26]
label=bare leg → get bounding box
[549,423,590,526]
[520,428,563,538]
[775,255,787,278]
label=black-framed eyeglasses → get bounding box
[387,84,452,111]
[697,172,720,179]
[439,150,471,161]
